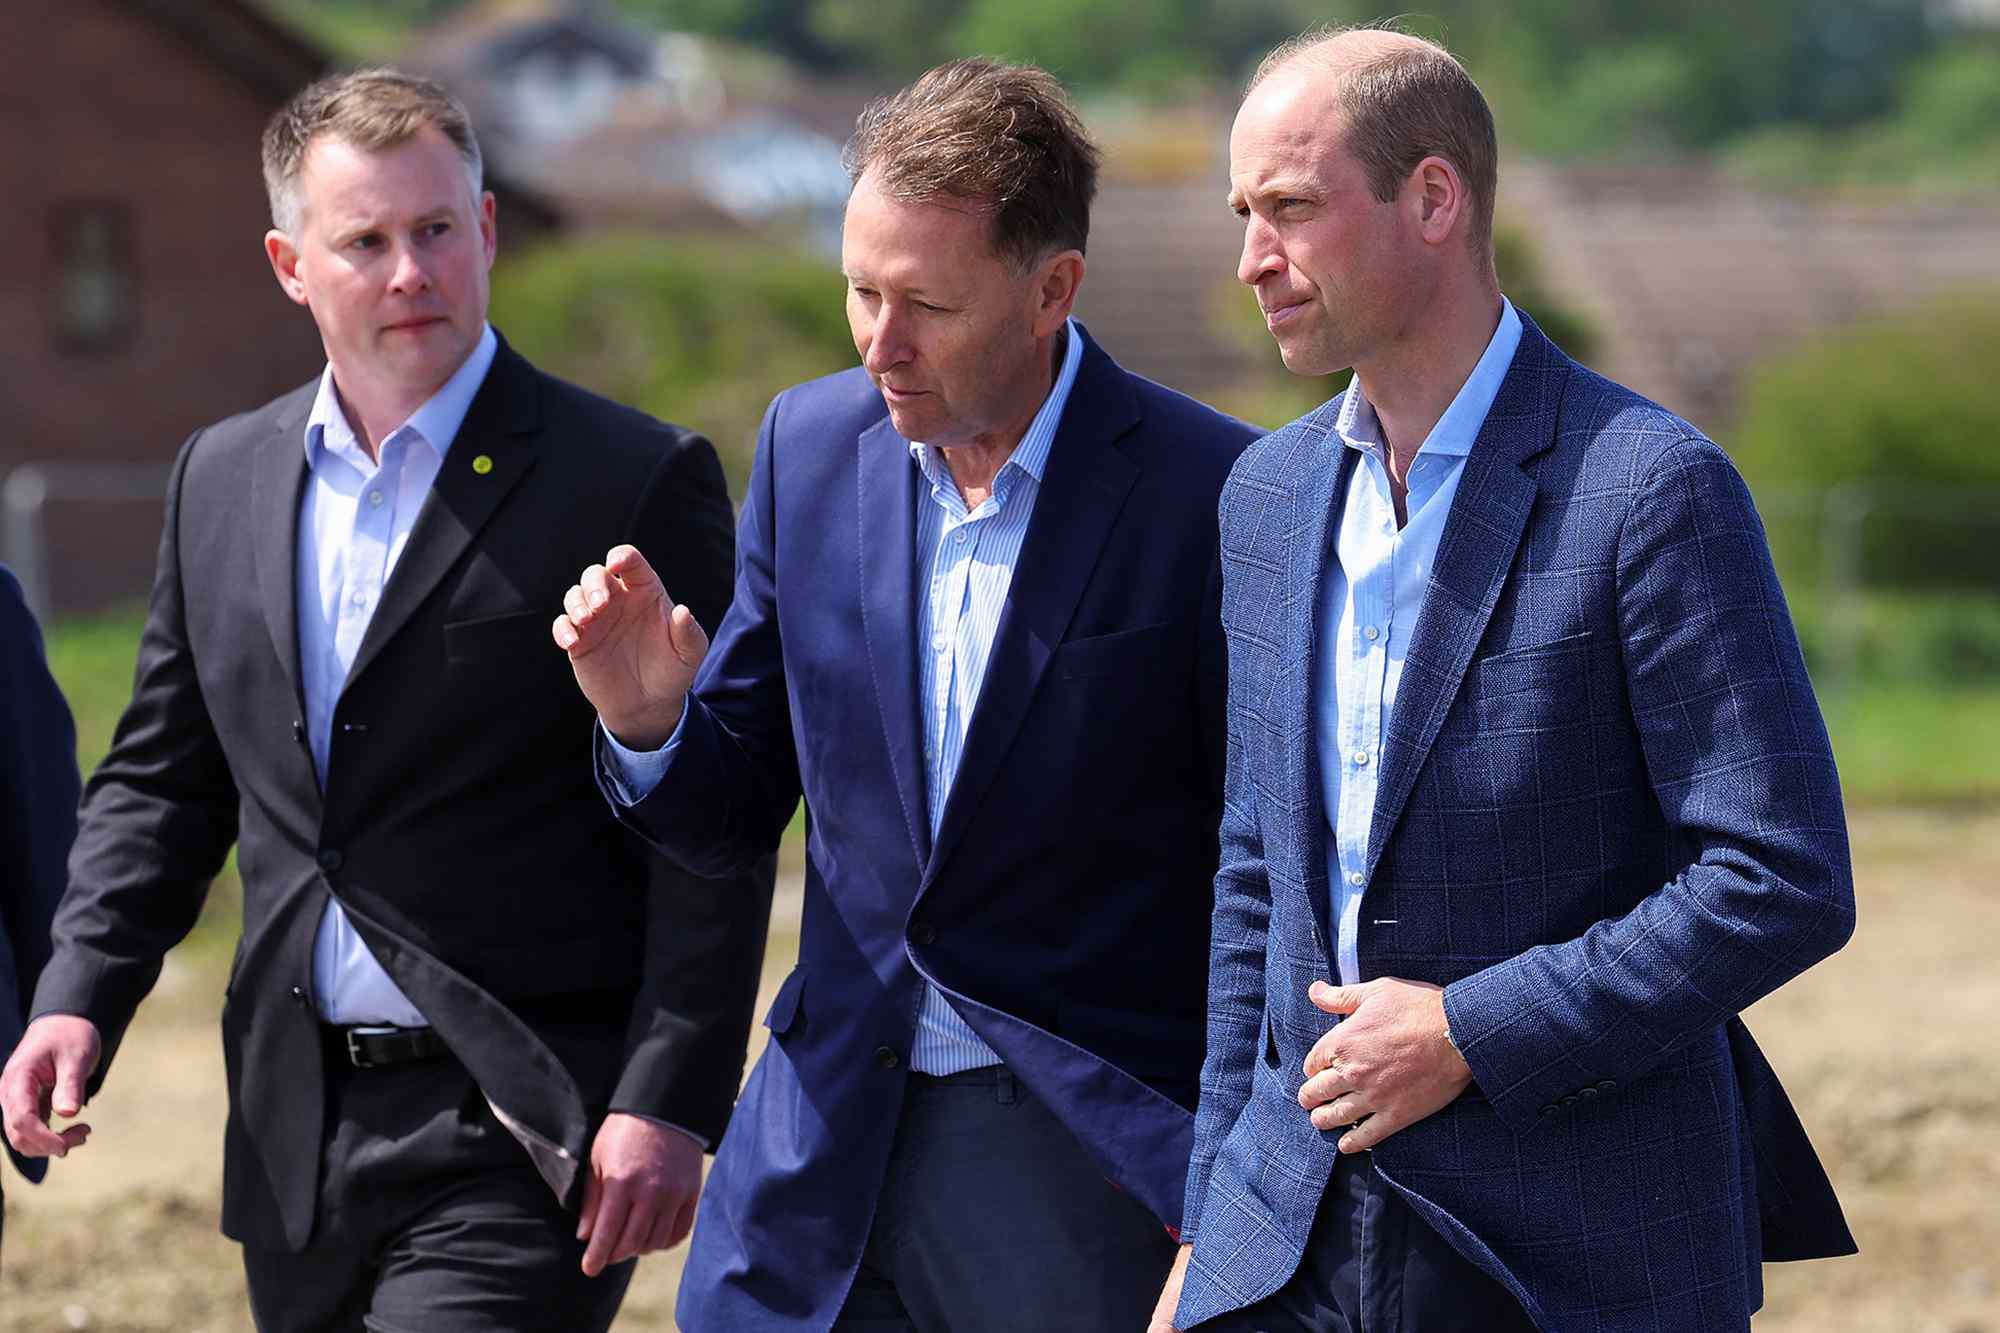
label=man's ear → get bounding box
[1409,155,1466,248]
[478,190,498,271]
[1032,250,1085,339]
[265,229,309,308]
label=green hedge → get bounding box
[1732,295,2000,589]
[489,234,858,497]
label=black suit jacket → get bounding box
[33,336,772,1249]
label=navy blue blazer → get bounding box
[607,328,1257,1330]
[0,566,81,1188]
[1178,317,1855,1332]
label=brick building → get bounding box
[0,0,553,617]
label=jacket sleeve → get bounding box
[1180,481,1272,1242]
[31,434,240,1084]
[604,392,804,877]
[1442,436,1855,1135]
[605,423,779,1142]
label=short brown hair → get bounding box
[843,59,1099,270]
[262,68,482,235]
[1252,27,1498,261]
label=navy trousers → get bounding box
[1196,1152,1535,1333]
[829,1066,1177,1333]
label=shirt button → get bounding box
[350,590,367,609]
[1348,871,1364,887]
[368,490,384,507]
[955,529,970,543]
[1352,750,1369,767]
[1363,625,1380,641]
[931,636,948,654]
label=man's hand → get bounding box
[576,1112,703,1277]
[1146,1242,1191,1332]
[552,545,709,751]
[1299,977,1472,1153]
[1,1015,102,1158]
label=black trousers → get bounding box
[241,1035,632,1333]
[830,1066,1178,1333]
[1197,1152,1536,1333]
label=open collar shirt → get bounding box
[1318,298,1521,986]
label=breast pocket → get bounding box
[443,610,549,667]
[1052,619,1183,680]
[1462,629,1598,729]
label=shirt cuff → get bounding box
[609,1110,711,1153]
[599,705,687,807]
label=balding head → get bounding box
[1248,26,1498,264]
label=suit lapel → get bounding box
[1365,322,1568,881]
[343,341,540,692]
[856,413,933,875]
[252,389,314,721]
[1281,399,1357,969]
[923,338,1140,889]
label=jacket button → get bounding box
[875,1046,901,1070]
[1579,1086,1599,1099]
[1540,1104,1558,1117]
[1598,1079,1617,1092]
[1561,1094,1579,1107]
[317,848,343,873]
[289,986,307,1005]
[910,922,936,946]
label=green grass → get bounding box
[44,605,1999,869]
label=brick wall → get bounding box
[0,0,326,614]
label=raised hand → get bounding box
[553,544,710,750]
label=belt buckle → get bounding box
[345,1024,396,1069]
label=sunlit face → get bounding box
[1228,65,1422,378]
[841,170,1065,451]
[266,125,496,414]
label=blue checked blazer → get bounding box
[1177,316,1856,1332]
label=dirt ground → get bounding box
[2,807,1994,1332]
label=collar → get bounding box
[908,317,1084,489]
[304,322,499,468]
[1335,296,1522,461]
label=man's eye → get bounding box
[425,221,451,238]
[915,301,946,314]
[350,234,381,251]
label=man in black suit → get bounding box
[0,565,82,1257]
[0,70,769,1330]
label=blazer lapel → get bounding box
[1365,322,1569,881]
[923,338,1140,889]
[252,390,313,722]
[343,341,540,692]
[1280,398,1357,969]
[856,413,932,875]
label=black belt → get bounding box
[325,1024,452,1070]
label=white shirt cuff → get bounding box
[599,706,687,806]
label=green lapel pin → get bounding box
[472,454,494,475]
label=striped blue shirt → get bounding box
[905,319,1082,1073]
[602,321,1084,1075]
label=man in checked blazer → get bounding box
[0,71,769,1329]
[1152,28,1856,1333]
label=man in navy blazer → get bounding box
[0,566,81,1252]
[1155,29,1855,1333]
[555,60,1257,1331]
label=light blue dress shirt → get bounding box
[606,320,1084,1074]
[298,323,498,1026]
[1319,298,1521,986]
